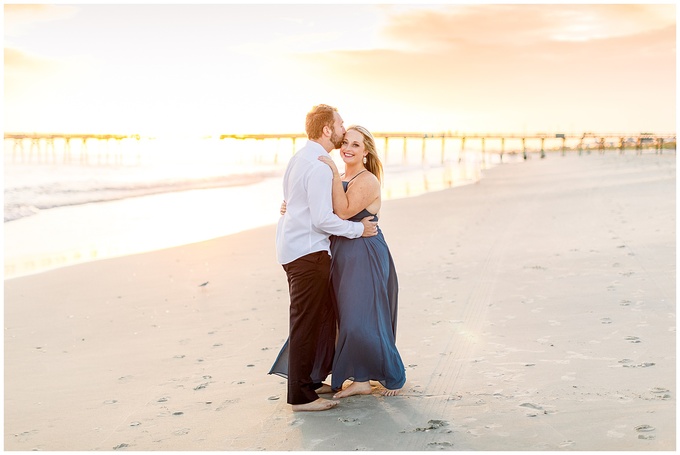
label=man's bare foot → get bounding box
[381,387,402,397]
[316,383,333,394]
[333,381,373,399]
[291,398,338,412]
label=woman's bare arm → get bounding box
[318,156,379,219]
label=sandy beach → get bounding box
[4,151,675,451]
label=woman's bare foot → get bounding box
[291,398,338,412]
[381,387,401,397]
[315,383,333,394]
[333,381,373,399]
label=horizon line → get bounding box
[5,131,678,140]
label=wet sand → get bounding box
[4,151,675,451]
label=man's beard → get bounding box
[330,129,343,149]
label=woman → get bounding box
[270,125,405,398]
[321,125,405,398]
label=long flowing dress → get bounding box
[269,181,405,392]
[328,181,405,391]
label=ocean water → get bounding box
[4,136,512,278]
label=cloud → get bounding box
[378,4,676,49]
[4,46,60,97]
[3,4,674,134]
[4,4,78,37]
[5,46,46,70]
[292,4,675,132]
[4,45,100,130]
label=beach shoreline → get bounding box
[4,151,675,451]
[4,150,493,280]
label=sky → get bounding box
[4,2,677,136]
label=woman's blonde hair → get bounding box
[348,125,383,183]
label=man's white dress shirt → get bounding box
[276,140,364,265]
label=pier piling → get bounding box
[5,132,675,168]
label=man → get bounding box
[275,104,378,411]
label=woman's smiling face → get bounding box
[339,129,366,165]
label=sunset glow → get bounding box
[4,3,676,136]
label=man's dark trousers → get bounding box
[283,250,335,404]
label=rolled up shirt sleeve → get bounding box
[307,164,364,239]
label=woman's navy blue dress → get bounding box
[328,194,405,391]
[269,180,405,392]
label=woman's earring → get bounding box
[363,156,367,164]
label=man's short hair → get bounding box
[305,104,337,140]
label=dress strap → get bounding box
[347,169,367,183]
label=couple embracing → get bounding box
[269,104,405,412]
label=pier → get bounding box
[220,131,676,164]
[4,133,141,165]
[4,131,676,166]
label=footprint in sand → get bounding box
[467,428,483,437]
[113,443,129,450]
[338,417,361,426]
[622,362,655,368]
[625,336,641,343]
[13,429,39,442]
[413,420,450,432]
[215,399,239,411]
[635,424,656,440]
[600,318,613,324]
[427,441,453,450]
[520,402,543,410]
[650,387,669,393]
[172,428,190,436]
[520,402,547,417]
[650,387,671,400]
